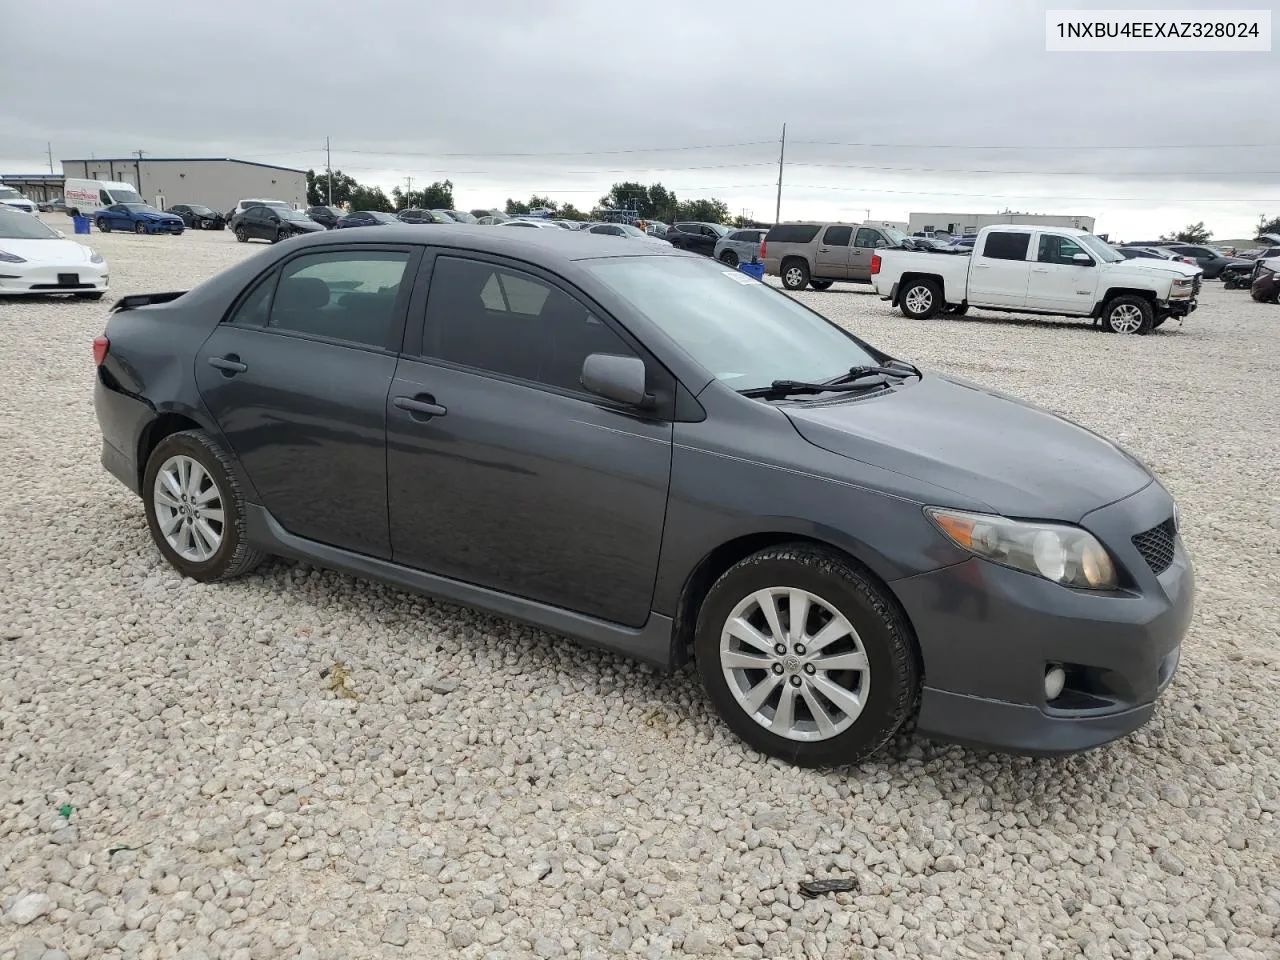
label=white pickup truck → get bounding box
[871,225,1201,334]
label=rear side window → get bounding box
[822,226,852,246]
[982,232,1031,261]
[228,273,277,327]
[267,250,411,348]
[764,223,821,244]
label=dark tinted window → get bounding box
[421,256,637,394]
[228,273,277,327]
[822,226,853,246]
[854,228,885,248]
[266,250,410,348]
[673,223,696,233]
[981,231,1031,261]
[764,223,821,244]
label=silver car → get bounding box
[714,228,767,267]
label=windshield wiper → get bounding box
[739,362,920,399]
[825,362,919,384]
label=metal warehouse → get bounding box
[909,211,1098,237]
[59,157,308,214]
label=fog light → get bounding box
[1044,665,1066,701]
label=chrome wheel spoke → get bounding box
[756,590,785,643]
[158,511,183,536]
[160,469,183,500]
[194,484,220,506]
[200,507,225,525]
[742,674,781,713]
[721,649,772,671]
[773,685,797,731]
[800,686,838,739]
[155,489,181,510]
[788,589,810,643]
[725,617,774,655]
[807,614,853,653]
[185,462,207,499]
[810,673,864,721]
[812,650,869,673]
[193,519,220,556]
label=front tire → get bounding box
[143,431,265,582]
[274,229,290,244]
[900,278,942,319]
[781,259,810,291]
[234,226,248,243]
[694,545,921,768]
[96,218,111,233]
[1101,294,1153,334]
[134,221,147,234]
[809,280,834,291]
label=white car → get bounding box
[498,219,565,230]
[0,184,38,215]
[586,222,674,247]
[0,207,109,299]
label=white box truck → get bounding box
[64,179,144,219]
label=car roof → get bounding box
[280,223,688,264]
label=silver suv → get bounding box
[763,222,908,290]
[713,228,767,267]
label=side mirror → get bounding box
[1072,252,1094,266]
[581,353,649,407]
[57,230,66,238]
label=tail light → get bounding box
[760,239,767,259]
[871,253,882,275]
[93,336,109,366]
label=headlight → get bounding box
[89,250,104,264]
[0,249,26,263]
[926,507,1118,590]
[1172,277,1194,287]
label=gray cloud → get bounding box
[2,0,1275,237]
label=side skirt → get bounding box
[243,504,675,670]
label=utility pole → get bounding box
[133,149,145,197]
[405,176,413,209]
[46,142,54,174]
[325,136,332,206]
[774,123,786,226]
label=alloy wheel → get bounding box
[153,455,225,563]
[905,285,933,315]
[1109,303,1144,333]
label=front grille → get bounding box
[1132,518,1176,576]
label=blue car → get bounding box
[95,203,185,235]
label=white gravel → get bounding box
[2,218,1278,960]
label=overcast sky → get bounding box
[2,0,1275,239]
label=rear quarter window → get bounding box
[764,224,821,244]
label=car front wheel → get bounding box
[96,218,111,233]
[134,221,147,234]
[1101,294,1154,334]
[694,545,921,767]
[234,226,248,242]
[143,430,265,582]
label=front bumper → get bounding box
[893,481,1194,755]
[0,264,109,295]
[1165,296,1196,317]
[142,220,185,234]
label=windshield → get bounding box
[112,189,143,203]
[370,212,398,223]
[189,205,213,215]
[1076,234,1125,263]
[432,210,458,221]
[123,203,160,213]
[448,210,478,223]
[618,224,648,237]
[0,187,23,199]
[586,256,880,391]
[279,208,310,221]
[0,208,59,239]
[708,223,729,237]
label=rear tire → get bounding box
[694,544,921,768]
[781,259,810,291]
[1101,294,1154,334]
[809,280,834,291]
[143,430,266,583]
[719,250,739,267]
[900,278,942,319]
[234,226,248,243]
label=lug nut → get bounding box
[789,676,802,687]
[804,663,816,675]
[794,643,806,655]
[774,644,787,656]
[771,663,784,675]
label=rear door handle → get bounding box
[819,247,829,252]
[207,355,247,374]
[1031,268,1049,273]
[394,395,447,419]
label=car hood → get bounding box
[783,371,1152,522]
[142,211,182,220]
[1109,257,1200,279]
[0,238,99,265]
[289,220,325,230]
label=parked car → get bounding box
[231,199,292,221]
[586,222,672,246]
[498,219,564,230]
[713,228,767,267]
[1251,257,1280,302]
[232,205,326,243]
[445,210,479,224]
[397,209,452,225]
[64,179,143,220]
[92,226,1192,766]
[167,204,225,230]
[0,206,108,298]
[37,197,67,214]
[646,222,670,238]
[1152,244,1252,280]
[873,226,1200,333]
[305,205,344,229]
[665,222,730,256]
[95,203,184,235]
[336,210,401,229]
[0,184,37,214]
[762,222,909,290]
[476,215,509,225]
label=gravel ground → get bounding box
[2,219,1278,960]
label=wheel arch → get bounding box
[136,404,260,504]
[895,271,946,306]
[669,530,922,675]
[1093,287,1157,318]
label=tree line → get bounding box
[1158,214,1280,244]
[306,170,745,224]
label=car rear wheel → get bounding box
[781,259,810,291]
[96,218,110,233]
[234,226,248,243]
[900,278,942,319]
[1101,294,1153,334]
[809,280,833,291]
[694,545,921,767]
[143,431,265,583]
[719,250,739,267]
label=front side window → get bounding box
[421,256,636,393]
[982,231,1031,261]
[585,256,879,392]
[266,250,411,348]
[1037,234,1088,265]
[853,228,883,248]
[228,273,277,327]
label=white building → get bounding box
[909,211,1097,237]
[60,157,308,214]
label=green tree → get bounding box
[505,195,559,215]
[348,184,393,212]
[677,197,731,224]
[558,202,588,221]
[597,182,678,221]
[392,180,455,211]
[1160,221,1212,244]
[305,168,359,207]
[1256,214,1280,237]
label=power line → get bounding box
[786,161,1278,178]
[793,138,1280,151]
[338,139,776,159]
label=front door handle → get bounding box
[207,355,247,374]
[394,395,447,419]
[1031,268,1049,274]
[819,247,829,252]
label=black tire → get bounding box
[234,226,248,243]
[781,259,810,291]
[899,278,942,319]
[1153,316,1167,329]
[719,250,739,267]
[943,303,969,316]
[274,229,290,244]
[75,292,105,300]
[142,430,266,583]
[134,221,147,235]
[809,280,834,291]
[96,218,111,233]
[694,544,921,768]
[1101,294,1154,334]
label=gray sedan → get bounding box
[714,228,767,266]
[92,227,1191,766]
